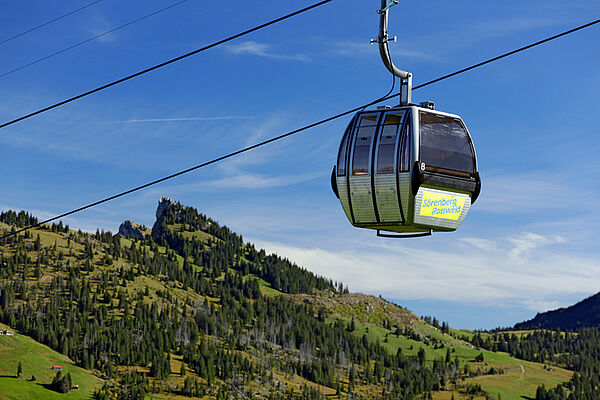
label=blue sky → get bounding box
[1,0,599,329]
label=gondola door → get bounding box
[349,113,379,224]
[374,112,404,223]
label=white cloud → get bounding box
[520,299,563,314]
[0,203,56,222]
[507,232,565,259]
[249,232,600,313]
[459,237,498,252]
[226,41,310,61]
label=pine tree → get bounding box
[347,317,356,332]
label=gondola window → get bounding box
[352,115,377,175]
[420,112,475,175]
[377,113,402,174]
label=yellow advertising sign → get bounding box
[419,191,465,220]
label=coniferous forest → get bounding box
[0,200,598,399]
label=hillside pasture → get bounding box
[0,323,101,399]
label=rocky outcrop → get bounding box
[156,196,177,220]
[117,197,178,241]
[151,196,185,241]
[118,220,146,239]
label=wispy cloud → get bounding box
[476,170,600,215]
[392,16,567,59]
[436,16,566,52]
[459,237,498,252]
[113,116,252,123]
[324,17,562,64]
[214,112,296,174]
[507,232,565,259]
[205,171,325,190]
[332,40,434,60]
[89,16,118,44]
[144,170,326,195]
[226,41,310,61]
[521,299,563,314]
[0,203,56,222]
[461,17,563,40]
[0,203,121,234]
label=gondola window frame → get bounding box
[351,114,379,176]
[376,112,404,174]
[399,112,412,172]
[336,115,356,177]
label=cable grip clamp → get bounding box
[376,0,398,14]
[370,35,397,45]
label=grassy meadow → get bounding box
[0,323,102,399]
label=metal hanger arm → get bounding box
[377,0,409,80]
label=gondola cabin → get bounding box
[331,103,480,237]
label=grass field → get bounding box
[333,314,572,400]
[0,323,102,399]
[466,359,571,400]
[257,277,285,297]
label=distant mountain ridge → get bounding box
[514,292,600,330]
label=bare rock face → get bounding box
[118,220,146,239]
[151,196,184,241]
[156,196,177,220]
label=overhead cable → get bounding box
[0,0,333,130]
[1,17,599,240]
[412,18,600,91]
[0,0,104,46]
[0,0,189,79]
[369,18,600,107]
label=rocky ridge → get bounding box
[514,291,600,330]
[117,220,147,239]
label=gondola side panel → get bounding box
[398,172,412,223]
[337,176,353,222]
[374,174,402,222]
[350,175,377,223]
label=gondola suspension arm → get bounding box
[371,0,412,105]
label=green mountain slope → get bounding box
[0,322,101,399]
[0,200,575,399]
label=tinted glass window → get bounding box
[399,118,411,172]
[420,112,474,174]
[337,117,354,176]
[352,115,377,175]
[377,113,403,174]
